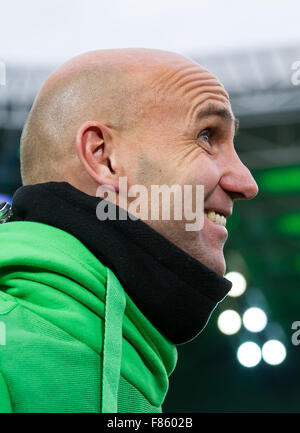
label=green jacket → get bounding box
[0,221,177,412]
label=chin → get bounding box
[201,253,226,276]
[214,262,226,276]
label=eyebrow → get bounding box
[197,106,239,136]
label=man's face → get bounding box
[117,61,258,276]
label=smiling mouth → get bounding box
[204,209,227,227]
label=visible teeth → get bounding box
[207,210,216,222]
[206,210,226,227]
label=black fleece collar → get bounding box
[9,182,231,344]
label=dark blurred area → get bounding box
[0,46,300,412]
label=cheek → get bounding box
[185,159,220,195]
[117,143,144,185]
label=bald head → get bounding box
[20,48,198,187]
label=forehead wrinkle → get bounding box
[182,80,228,99]
[153,64,212,101]
[154,66,230,122]
[169,70,215,95]
[163,68,228,103]
[187,93,231,121]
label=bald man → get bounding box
[0,48,258,413]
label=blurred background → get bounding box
[0,0,299,413]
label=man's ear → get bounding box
[75,121,119,192]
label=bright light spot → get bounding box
[0,194,12,204]
[242,307,268,333]
[225,272,247,297]
[262,340,286,365]
[237,341,261,367]
[217,310,242,335]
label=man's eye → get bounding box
[196,129,211,145]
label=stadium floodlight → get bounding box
[217,310,242,335]
[242,307,267,333]
[262,340,286,366]
[225,272,247,297]
[237,341,261,368]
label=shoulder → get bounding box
[0,221,107,284]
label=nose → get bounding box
[220,149,259,200]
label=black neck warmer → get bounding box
[8,182,231,344]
